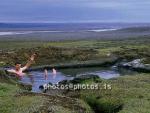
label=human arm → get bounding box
[22,54,36,71]
[6,69,16,75]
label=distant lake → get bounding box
[1,23,150,41]
[0,23,150,32]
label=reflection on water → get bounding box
[22,71,73,92]
[20,67,138,92]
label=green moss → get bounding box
[83,94,123,113]
[67,73,150,113]
[96,97,123,113]
[0,37,150,66]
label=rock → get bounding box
[122,59,144,67]
[39,82,53,90]
[59,74,102,85]
[18,82,32,91]
[76,74,100,79]
[58,80,70,85]
[119,59,150,72]
[72,74,100,83]
[39,85,44,89]
[39,82,54,93]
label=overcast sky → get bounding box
[0,0,150,23]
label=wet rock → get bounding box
[72,74,101,84]
[122,59,144,67]
[58,79,69,85]
[59,74,102,85]
[119,59,150,72]
[39,82,55,93]
[39,82,53,90]
[18,82,32,91]
[76,74,100,79]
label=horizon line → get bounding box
[1,21,150,24]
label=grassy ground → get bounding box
[65,73,150,113]
[0,37,150,113]
[1,71,150,113]
[0,41,45,50]
[44,37,150,62]
[0,83,44,113]
[0,70,93,113]
[0,37,149,66]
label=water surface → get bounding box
[20,67,137,92]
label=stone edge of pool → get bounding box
[26,58,119,71]
[26,58,150,73]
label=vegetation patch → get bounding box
[64,73,150,113]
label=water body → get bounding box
[0,23,150,36]
[0,29,118,36]
[19,67,138,92]
[0,31,64,36]
[1,23,150,41]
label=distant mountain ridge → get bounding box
[118,26,150,32]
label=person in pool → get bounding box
[7,54,36,78]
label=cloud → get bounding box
[0,0,150,22]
